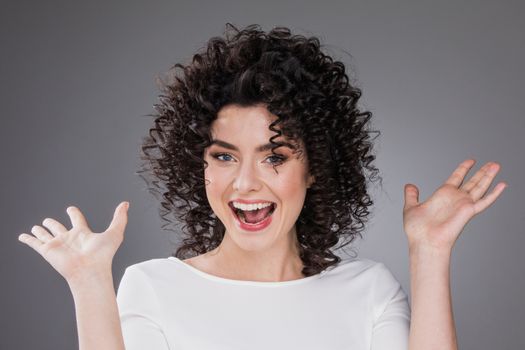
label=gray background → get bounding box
[1,0,523,349]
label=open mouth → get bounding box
[228,202,277,225]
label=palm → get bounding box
[18,202,129,282]
[39,226,118,279]
[403,160,506,251]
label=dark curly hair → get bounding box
[137,23,382,277]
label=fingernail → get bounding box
[489,164,499,173]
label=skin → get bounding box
[186,103,315,282]
[17,108,506,349]
[403,159,507,350]
[18,203,129,350]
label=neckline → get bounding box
[167,256,328,287]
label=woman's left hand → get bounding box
[403,159,507,252]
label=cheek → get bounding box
[272,172,307,198]
[204,166,230,198]
[204,171,224,216]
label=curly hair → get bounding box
[137,23,382,277]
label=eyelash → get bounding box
[210,152,287,165]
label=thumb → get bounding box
[105,201,129,234]
[403,184,419,210]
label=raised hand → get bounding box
[18,201,130,283]
[403,159,507,251]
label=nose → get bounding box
[232,159,263,193]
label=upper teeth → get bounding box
[232,202,273,211]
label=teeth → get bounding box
[232,202,273,211]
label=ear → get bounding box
[307,175,315,188]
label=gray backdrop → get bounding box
[2,0,523,349]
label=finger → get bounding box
[444,159,476,187]
[473,182,507,214]
[18,233,45,255]
[41,217,68,236]
[461,162,493,193]
[469,163,501,201]
[403,184,419,210]
[105,201,130,234]
[66,206,91,231]
[31,225,54,242]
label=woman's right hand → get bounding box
[18,201,130,284]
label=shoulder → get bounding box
[351,258,409,320]
[328,257,407,310]
[328,256,397,281]
[118,257,180,291]
[123,257,174,274]
[336,256,404,291]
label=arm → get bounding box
[68,270,125,350]
[18,202,130,350]
[402,159,506,350]
[116,265,170,349]
[370,264,411,350]
[408,245,457,350]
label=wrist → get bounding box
[67,268,114,292]
[409,243,452,260]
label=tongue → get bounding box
[244,206,273,224]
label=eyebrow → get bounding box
[209,139,295,152]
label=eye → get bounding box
[266,154,287,165]
[209,152,287,165]
[210,152,234,162]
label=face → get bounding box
[203,103,314,254]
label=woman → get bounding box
[18,24,507,350]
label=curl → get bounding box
[137,23,382,277]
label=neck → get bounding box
[205,228,304,282]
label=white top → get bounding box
[116,256,411,350]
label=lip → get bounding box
[229,198,276,205]
[228,202,276,232]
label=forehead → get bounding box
[209,103,305,156]
[211,104,276,138]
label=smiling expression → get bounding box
[203,103,314,253]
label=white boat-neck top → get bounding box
[116,256,411,350]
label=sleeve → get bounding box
[116,265,171,350]
[370,263,411,350]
